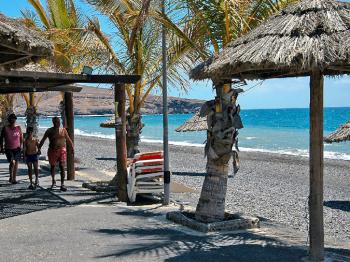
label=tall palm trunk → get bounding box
[25,106,39,137]
[1,107,14,129]
[59,100,66,127]
[196,157,230,222]
[195,82,243,223]
[126,111,143,158]
[0,94,15,130]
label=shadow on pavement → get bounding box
[96,157,116,161]
[0,184,66,220]
[93,225,308,261]
[92,206,350,262]
[173,172,207,177]
[0,164,114,219]
[324,200,350,212]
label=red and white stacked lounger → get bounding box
[127,151,164,203]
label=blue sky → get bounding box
[2,0,350,109]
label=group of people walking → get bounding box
[0,114,74,191]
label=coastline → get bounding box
[64,133,350,243]
[70,128,350,161]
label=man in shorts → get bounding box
[39,117,74,191]
[0,113,23,184]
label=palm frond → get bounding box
[28,0,52,28]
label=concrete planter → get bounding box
[166,211,259,233]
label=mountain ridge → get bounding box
[14,86,205,116]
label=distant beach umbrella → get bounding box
[189,0,350,260]
[0,13,53,69]
[175,112,207,132]
[324,121,350,143]
[100,118,115,128]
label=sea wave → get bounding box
[39,125,51,129]
[141,138,205,148]
[67,128,350,161]
[239,147,350,160]
[75,129,115,139]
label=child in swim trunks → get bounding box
[24,127,39,190]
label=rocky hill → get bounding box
[14,86,204,116]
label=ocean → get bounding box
[29,107,350,160]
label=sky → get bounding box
[1,0,350,109]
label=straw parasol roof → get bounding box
[190,0,350,81]
[12,62,65,73]
[0,13,53,70]
[16,62,63,73]
[175,112,207,132]
[324,120,350,143]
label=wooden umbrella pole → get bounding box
[64,91,75,180]
[115,84,128,202]
[309,69,324,261]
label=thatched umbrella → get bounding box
[190,0,350,260]
[0,13,53,69]
[100,117,115,128]
[17,62,62,73]
[175,112,207,132]
[324,120,350,143]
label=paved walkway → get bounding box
[0,156,349,262]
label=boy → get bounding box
[24,127,39,189]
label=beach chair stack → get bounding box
[127,151,164,203]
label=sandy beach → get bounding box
[56,134,350,244]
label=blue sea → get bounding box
[23,107,350,160]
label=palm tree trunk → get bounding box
[126,111,143,158]
[195,158,229,222]
[195,82,243,223]
[25,106,39,137]
[59,100,66,127]
[1,106,14,130]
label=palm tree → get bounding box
[182,0,299,222]
[0,94,16,129]
[21,0,106,132]
[21,92,43,137]
[86,0,206,157]
[23,0,106,73]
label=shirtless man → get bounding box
[39,117,74,191]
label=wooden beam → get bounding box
[64,92,75,180]
[0,85,82,93]
[0,55,32,66]
[0,51,24,55]
[309,69,324,261]
[115,84,128,202]
[0,70,141,84]
[0,43,32,55]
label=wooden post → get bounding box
[309,70,324,261]
[29,92,34,106]
[64,91,75,181]
[162,0,170,205]
[115,84,128,202]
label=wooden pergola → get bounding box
[0,70,140,191]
